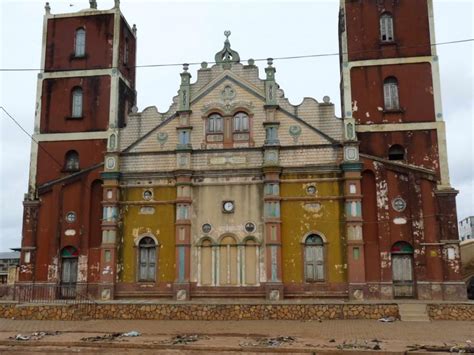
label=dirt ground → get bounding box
[0,318,473,354]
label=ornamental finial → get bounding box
[214,30,240,65]
[45,2,51,14]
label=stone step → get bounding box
[398,303,430,322]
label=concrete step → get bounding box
[398,303,430,322]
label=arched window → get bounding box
[388,144,405,161]
[138,237,156,282]
[304,234,324,282]
[244,239,258,285]
[200,239,213,286]
[71,87,83,118]
[74,28,86,57]
[233,112,249,132]
[380,13,394,42]
[219,236,238,285]
[208,113,223,133]
[383,77,399,111]
[64,150,79,171]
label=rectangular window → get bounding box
[177,204,189,220]
[264,183,279,196]
[265,202,280,218]
[179,130,190,145]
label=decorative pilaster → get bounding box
[341,142,366,300]
[98,154,120,300]
[178,64,191,111]
[264,58,277,106]
[18,199,40,282]
[173,173,193,300]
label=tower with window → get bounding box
[339,0,464,300]
[19,2,137,299]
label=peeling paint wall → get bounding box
[280,173,345,284]
[119,185,176,283]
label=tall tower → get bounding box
[19,1,136,297]
[339,0,465,300]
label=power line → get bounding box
[0,106,64,168]
[0,38,472,72]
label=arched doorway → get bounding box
[138,237,157,282]
[219,236,238,285]
[391,241,414,298]
[60,246,79,298]
[304,234,325,282]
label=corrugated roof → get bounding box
[0,251,20,260]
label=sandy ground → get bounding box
[0,319,473,354]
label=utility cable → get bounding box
[0,38,472,72]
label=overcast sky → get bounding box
[0,0,472,252]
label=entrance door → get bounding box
[60,246,79,298]
[392,252,414,298]
[60,257,78,298]
[304,235,325,281]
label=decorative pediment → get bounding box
[201,100,254,116]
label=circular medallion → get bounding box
[392,197,407,212]
[245,222,256,233]
[106,157,116,170]
[143,190,153,201]
[306,185,317,195]
[202,223,212,234]
[65,211,76,223]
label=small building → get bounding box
[0,251,20,284]
[459,216,474,242]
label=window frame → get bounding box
[74,28,86,57]
[64,150,80,172]
[71,87,83,118]
[383,77,400,111]
[233,112,249,133]
[380,12,395,43]
[207,113,224,134]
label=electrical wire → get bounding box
[0,38,472,72]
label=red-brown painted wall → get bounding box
[45,14,114,72]
[118,17,136,87]
[41,76,110,133]
[351,63,435,124]
[358,130,440,176]
[36,139,106,185]
[344,0,431,61]
[361,157,447,284]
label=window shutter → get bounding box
[391,82,399,109]
[384,82,392,109]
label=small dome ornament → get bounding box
[214,30,240,65]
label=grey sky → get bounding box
[0,0,473,252]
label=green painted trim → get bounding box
[340,162,363,172]
[101,171,122,180]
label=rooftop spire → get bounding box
[214,30,240,66]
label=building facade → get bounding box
[459,217,474,242]
[18,0,466,301]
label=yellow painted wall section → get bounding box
[280,174,346,284]
[119,186,176,283]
